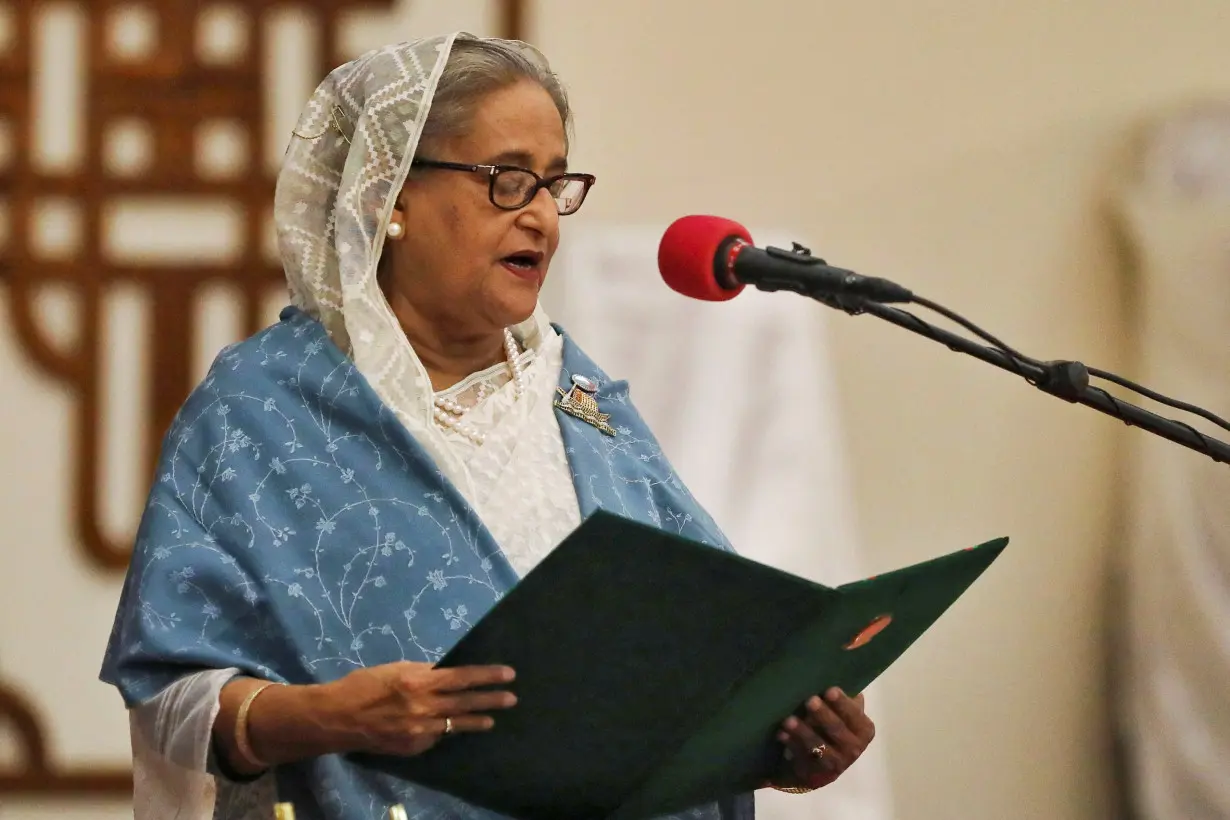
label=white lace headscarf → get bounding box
[273,32,549,454]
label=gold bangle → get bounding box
[235,681,284,770]
[772,785,818,794]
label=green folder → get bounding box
[353,510,1007,820]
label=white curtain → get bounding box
[551,225,895,820]
[1114,103,1230,820]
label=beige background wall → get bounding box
[4,1,1230,818]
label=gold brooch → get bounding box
[555,374,616,436]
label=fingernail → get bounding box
[504,694,518,707]
[503,668,516,681]
[776,731,790,743]
[826,688,842,702]
[783,717,799,730]
[808,696,823,711]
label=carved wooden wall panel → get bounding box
[0,0,525,798]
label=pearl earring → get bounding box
[387,222,404,239]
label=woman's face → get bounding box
[386,80,567,339]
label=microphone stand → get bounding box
[811,292,1230,466]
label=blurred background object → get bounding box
[1111,101,1230,820]
[2,2,1230,819]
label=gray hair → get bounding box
[417,35,573,155]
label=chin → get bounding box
[483,267,544,329]
[491,291,540,329]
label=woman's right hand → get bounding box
[217,662,517,774]
[323,661,517,756]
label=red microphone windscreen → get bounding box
[657,215,753,302]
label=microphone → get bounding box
[657,215,914,305]
[655,218,1230,467]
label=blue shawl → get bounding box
[101,307,756,820]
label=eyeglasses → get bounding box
[411,159,596,215]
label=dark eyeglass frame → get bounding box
[411,158,596,215]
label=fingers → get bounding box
[430,665,516,692]
[434,714,496,734]
[434,690,518,715]
[774,689,877,785]
[777,722,843,789]
[778,716,848,772]
[823,688,875,744]
[393,714,497,756]
[802,694,861,750]
[396,668,517,739]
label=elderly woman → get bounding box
[100,32,876,820]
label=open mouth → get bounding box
[502,251,544,276]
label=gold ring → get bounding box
[810,744,827,760]
[443,717,454,736]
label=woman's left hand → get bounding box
[775,688,875,789]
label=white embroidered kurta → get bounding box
[129,318,582,820]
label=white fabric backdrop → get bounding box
[550,225,895,820]
[1114,103,1230,820]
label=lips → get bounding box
[501,250,545,282]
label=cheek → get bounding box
[448,201,502,252]
[436,204,487,284]
[543,225,562,268]
[441,202,468,240]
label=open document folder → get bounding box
[352,510,1008,820]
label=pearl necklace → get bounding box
[431,328,525,446]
